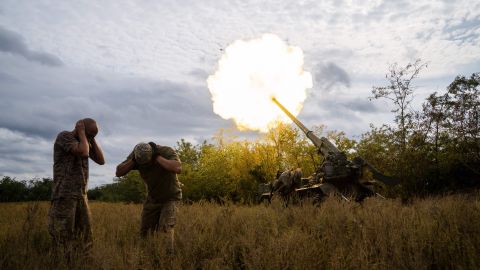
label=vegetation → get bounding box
[1,64,478,203]
[365,68,479,197]
[1,195,479,269]
[0,177,52,202]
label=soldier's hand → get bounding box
[131,155,137,165]
[75,120,86,134]
[148,142,159,159]
[88,138,94,149]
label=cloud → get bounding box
[188,68,209,81]
[1,1,477,79]
[0,128,51,177]
[0,53,227,186]
[0,71,18,84]
[0,53,224,139]
[338,98,379,113]
[313,62,351,92]
[0,25,63,66]
[299,73,384,136]
[299,95,387,137]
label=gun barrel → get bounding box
[271,97,398,187]
[271,97,310,135]
[271,97,339,154]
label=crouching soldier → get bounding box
[116,142,182,253]
[272,168,302,206]
[272,168,302,197]
[48,118,105,254]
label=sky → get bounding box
[0,0,479,187]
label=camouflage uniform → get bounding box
[124,144,182,237]
[48,131,92,247]
[140,199,176,236]
[273,169,302,196]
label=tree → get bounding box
[87,172,146,203]
[443,73,480,167]
[262,122,320,177]
[356,125,396,176]
[176,138,201,168]
[416,73,480,191]
[26,178,52,201]
[0,176,28,202]
[327,130,357,159]
[369,60,428,198]
[362,71,480,196]
[371,59,427,151]
[263,121,298,171]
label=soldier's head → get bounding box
[83,118,98,139]
[134,142,153,165]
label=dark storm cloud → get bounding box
[305,57,380,124]
[299,100,375,137]
[300,81,381,136]
[93,80,224,139]
[0,25,63,66]
[306,61,371,130]
[314,62,351,92]
[338,98,379,113]
[0,127,51,177]
[0,52,224,142]
[320,94,380,116]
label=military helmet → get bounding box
[134,142,152,165]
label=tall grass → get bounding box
[1,194,479,269]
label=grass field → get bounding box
[1,194,479,269]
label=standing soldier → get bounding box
[48,118,105,253]
[116,142,182,253]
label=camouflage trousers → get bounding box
[140,199,177,237]
[48,195,93,250]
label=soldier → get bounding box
[115,142,182,253]
[272,168,302,197]
[48,118,105,252]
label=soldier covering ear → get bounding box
[116,141,182,254]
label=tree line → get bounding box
[1,61,478,203]
[0,177,53,202]
[365,62,479,198]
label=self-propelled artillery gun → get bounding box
[258,98,399,203]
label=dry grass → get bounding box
[1,194,479,269]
